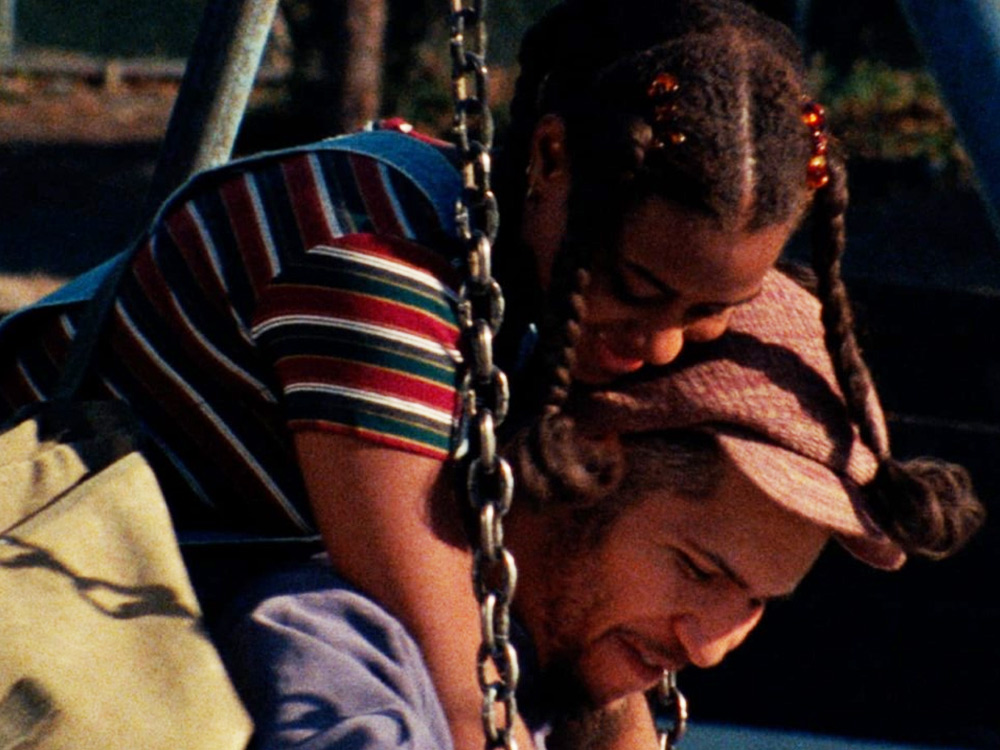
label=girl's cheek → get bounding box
[685,311,733,342]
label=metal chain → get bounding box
[449,7,687,750]
[650,671,689,750]
[448,3,519,750]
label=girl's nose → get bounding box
[642,325,686,366]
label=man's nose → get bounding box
[674,605,764,669]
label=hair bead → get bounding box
[647,72,686,148]
[802,99,830,189]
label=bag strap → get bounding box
[50,250,135,401]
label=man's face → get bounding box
[514,457,829,708]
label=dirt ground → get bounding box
[0,60,179,143]
[0,57,300,294]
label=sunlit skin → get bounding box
[521,115,801,384]
[509,458,829,707]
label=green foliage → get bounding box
[816,58,969,177]
[487,0,560,65]
[18,0,203,57]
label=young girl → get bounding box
[0,1,972,748]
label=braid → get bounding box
[519,253,593,501]
[501,0,814,242]
[539,260,591,416]
[810,150,985,558]
[809,150,888,456]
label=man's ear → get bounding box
[526,114,571,195]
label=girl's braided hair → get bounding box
[502,0,983,560]
[809,152,983,559]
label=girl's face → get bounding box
[571,197,796,383]
[522,117,801,384]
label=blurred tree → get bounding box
[272,0,559,144]
[1,0,15,59]
[281,0,387,139]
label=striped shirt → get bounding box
[0,128,467,535]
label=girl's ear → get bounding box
[523,115,573,290]
[526,114,571,189]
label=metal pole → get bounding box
[896,0,1000,240]
[143,0,280,217]
[1,0,15,63]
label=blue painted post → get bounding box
[144,0,280,216]
[896,0,1000,238]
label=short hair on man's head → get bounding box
[619,430,724,504]
[511,413,724,514]
[512,424,725,551]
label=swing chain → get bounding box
[650,671,689,750]
[450,2,519,750]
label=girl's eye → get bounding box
[608,264,675,307]
[613,276,663,306]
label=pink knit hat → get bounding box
[572,269,905,570]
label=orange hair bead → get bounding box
[801,99,830,189]
[647,72,685,149]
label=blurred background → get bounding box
[1,1,997,747]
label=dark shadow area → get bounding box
[0,142,158,275]
[1,536,199,621]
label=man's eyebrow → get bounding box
[687,538,796,603]
[619,259,765,307]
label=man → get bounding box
[216,270,982,749]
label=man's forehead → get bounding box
[641,460,830,596]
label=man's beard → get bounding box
[534,592,631,750]
[527,499,635,748]
[540,658,631,750]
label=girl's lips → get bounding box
[577,329,646,381]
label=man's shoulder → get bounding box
[220,557,456,750]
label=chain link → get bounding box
[650,671,689,750]
[449,2,518,749]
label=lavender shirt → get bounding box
[219,557,455,750]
